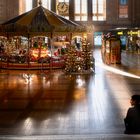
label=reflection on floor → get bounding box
[0,48,140,139]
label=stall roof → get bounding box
[0,5,86,37]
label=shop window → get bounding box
[74,0,87,21]
[94,32,102,46]
[120,36,126,50]
[92,0,106,21]
[120,36,126,46]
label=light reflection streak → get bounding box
[73,88,85,100]
[96,62,140,79]
[76,78,85,88]
[94,61,138,117]
[22,73,32,84]
[75,75,86,88]
[105,77,131,117]
[46,81,51,87]
[23,117,34,130]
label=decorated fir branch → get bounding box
[81,43,94,71]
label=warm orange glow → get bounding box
[31,49,48,58]
[83,33,87,40]
[32,50,38,58]
[73,88,85,100]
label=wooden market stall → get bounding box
[101,36,121,64]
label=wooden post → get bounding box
[27,34,30,68]
[50,32,53,71]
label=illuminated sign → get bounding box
[117,30,140,35]
[127,31,139,35]
[138,30,140,37]
[117,31,123,35]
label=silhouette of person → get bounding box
[124,94,140,134]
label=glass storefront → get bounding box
[94,32,103,47]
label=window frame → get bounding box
[92,0,106,21]
[74,0,88,21]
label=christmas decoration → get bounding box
[81,43,95,72]
[65,42,95,74]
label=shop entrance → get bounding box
[120,35,127,50]
[93,32,103,47]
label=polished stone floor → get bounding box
[0,49,140,140]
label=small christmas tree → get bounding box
[81,43,95,72]
[65,45,81,73]
[65,42,95,74]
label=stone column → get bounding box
[69,0,74,21]
[51,0,56,12]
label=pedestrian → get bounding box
[124,94,140,134]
